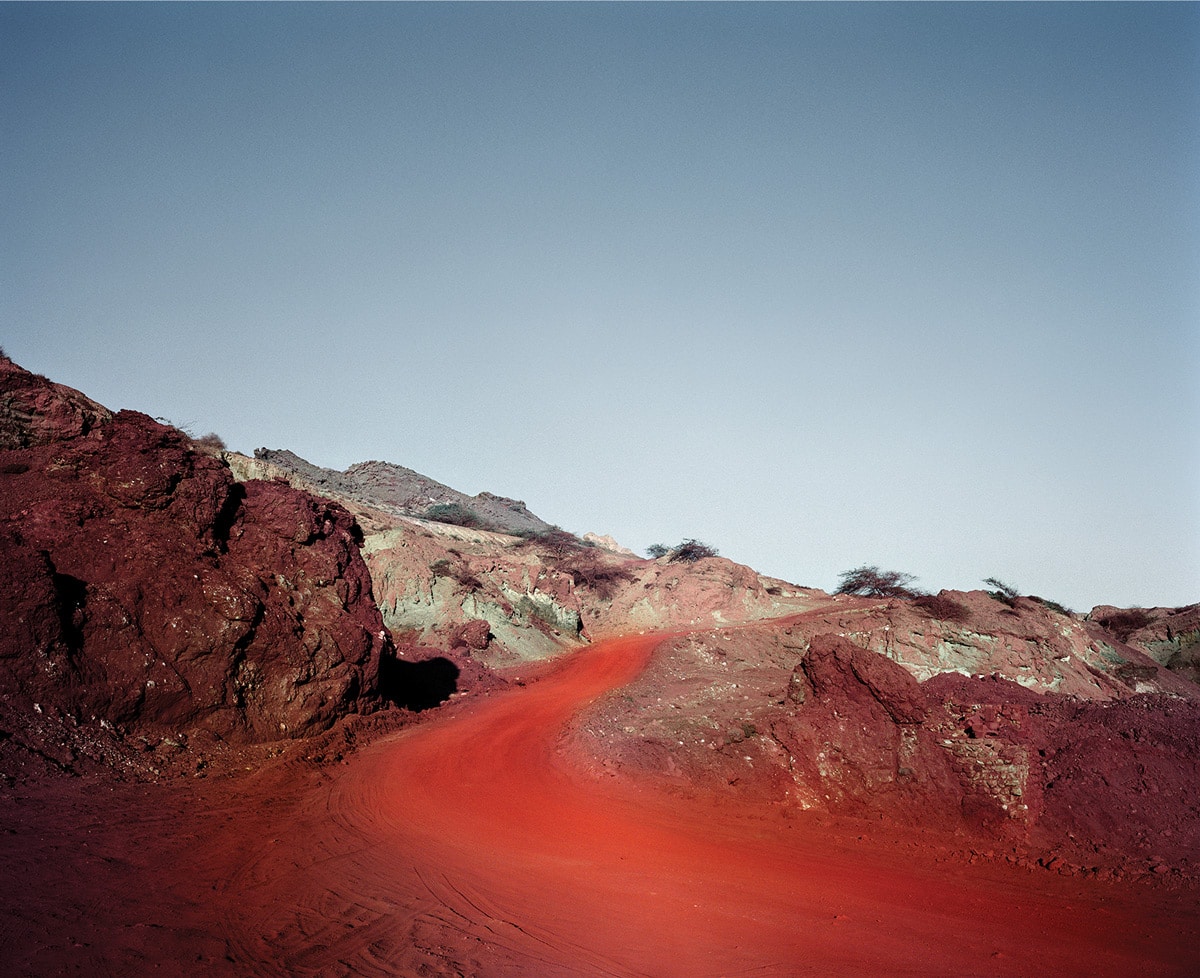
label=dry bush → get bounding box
[428,557,483,591]
[983,577,1020,606]
[835,566,922,599]
[566,554,635,600]
[423,502,485,529]
[193,432,227,451]
[527,528,584,560]
[1031,596,1074,617]
[912,592,970,622]
[1094,608,1154,641]
[669,539,718,562]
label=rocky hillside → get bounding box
[565,591,1200,883]
[0,357,394,779]
[226,445,824,667]
[251,447,556,536]
[3,353,1198,886]
[357,524,824,664]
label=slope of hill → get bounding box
[252,447,556,536]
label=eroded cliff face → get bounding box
[777,590,1196,699]
[0,358,391,777]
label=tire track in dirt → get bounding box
[218,633,1198,978]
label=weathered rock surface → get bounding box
[569,624,962,821]
[358,524,586,664]
[353,525,824,668]
[923,670,1200,876]
[0,357,391,776]
[771,633,965,819]
[0,360,112,449]
[593,555,822,634]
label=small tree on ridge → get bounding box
[834,566,921,599]
[670,539,718,562]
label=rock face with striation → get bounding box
[0,357,391,765]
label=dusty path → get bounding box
[210,634,1197,978]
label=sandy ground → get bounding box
[3,634,1197,977]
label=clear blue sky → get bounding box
[4,3,1198,611]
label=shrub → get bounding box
[1094,608,1154,641]
[566,553,635,599]
[193,432,227,451]
[983,577,1020,606]
[645,543,670,559]
[423,502,485,529]
[912,592,970,622]
[835,566,921,599]
[1031,596,1074,617]
[527,528,583,559]
[429,557,482,590]
[669,539,719,562]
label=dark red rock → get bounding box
[926,670,1200,879]
[451,619,492,651]
[0,356,111,448]
[770,634,963,823]
[801,633,929,724]
[0,358,391,754]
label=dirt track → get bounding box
[4,634,1198,977]
[214,634,1196,977]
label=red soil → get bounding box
[4,635,1197,977]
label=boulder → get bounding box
[0,359,391,747]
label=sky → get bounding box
[3,3,1198,611]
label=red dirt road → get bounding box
[3,633,1196,976]
[210,634,1196,978]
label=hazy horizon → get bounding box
[4,3,1197,611]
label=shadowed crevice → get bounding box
[380,655,459,712]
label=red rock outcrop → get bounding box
[769,633,966,821]
[0,357,390,766]
[0,360,112,448]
